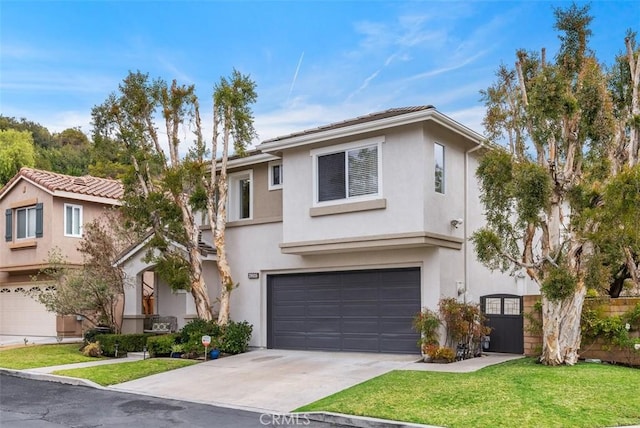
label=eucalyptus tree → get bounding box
[208,71,257,325]
[92,70,257,324]
[473,4,619,365]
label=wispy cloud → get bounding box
[287,51,305,104]
[156,56,194,85]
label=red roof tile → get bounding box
[2,168,123,200]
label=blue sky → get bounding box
[1,1,638,145]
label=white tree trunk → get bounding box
[626,36,640,167]
[214,208,233,326]
[540,282,586,365]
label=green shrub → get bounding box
[220,320,253,354]
[180,318,222,355]
[412,308,441,347]
[147,334,179,357]
[95,333,148,357]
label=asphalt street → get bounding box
[0,373,348,428]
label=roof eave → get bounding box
[257,108,484,153]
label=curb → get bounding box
[0,367,105,390]
[303,412,439,428]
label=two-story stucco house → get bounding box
[0,168,124,337]
[118,106,538,354]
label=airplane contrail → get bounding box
[287,51,305,103]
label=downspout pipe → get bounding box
[464,143,484,304]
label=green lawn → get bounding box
[296,358,640,428]
[0,343,100,369]
[0,343,199,386]
[53,358,199,386]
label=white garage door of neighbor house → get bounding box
[0,285,57,336]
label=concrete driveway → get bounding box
[111,349,420,413]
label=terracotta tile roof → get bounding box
[262,106,435,143]
[3,167,124,200]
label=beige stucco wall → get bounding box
[0,180,118,278]
[227,162,282,223]
[223,221,462,348]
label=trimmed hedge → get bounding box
[95,333,148,357]
[147,334,180,357]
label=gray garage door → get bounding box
[267,268,421,354]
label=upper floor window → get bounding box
[64,204,83,237]
[16,206,37,239]
[268,161,283,190]
[312,137,382,204]
[5,203,43,242]
[228,170,252,221]
[435,143,445,194]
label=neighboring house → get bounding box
[0,168,123,337]
[117,106,539,354]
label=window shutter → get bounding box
[318,152,346,202]
[348,146,378,197]
[35,203,43,238]
[4,209,11,242]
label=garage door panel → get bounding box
[305,275,340,286]
[307,335,342,350]
[307,303,340,316]
[307,318,341,333]
[342,319,379,334]
[273,320,307,332]
[341,271,378,284]
[0,286,57,336]
[307,287,341,300]
[272,304,306,317]
[273,289,308,302]
[272,334,305,349]
[379,286,420,300]
[268,268,420,354]
[342,303,378,315]
[342,335,379,352]
[341,287,378,301]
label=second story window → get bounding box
[268,161,283,190]
[228,170,252,221]
[5,203,43,242]
[16,206,37,239]
[64,204,83,237]
[435,143,445,194]
[313,137,382,204]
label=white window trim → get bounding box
[268,160,283,190]
[64,203,83,238]
[16,206,36,240]
[228,170,253,221]
[310,136,384,207]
